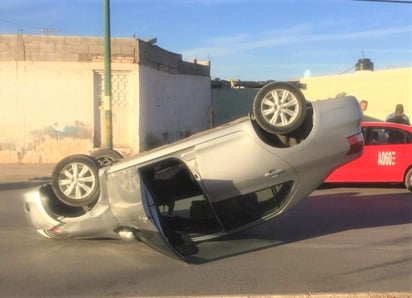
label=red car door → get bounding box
[326,124,412,184]
[363,143,404,182]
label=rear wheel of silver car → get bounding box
[91,148,123,167]
[253,82,307,134]
[51,154,100,207]
[405,168,412,192]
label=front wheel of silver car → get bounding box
[253,82,307,134]
[404,167,412,192]
[51,154,100,207]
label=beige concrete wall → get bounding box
[138,65,211,150]
[301,67,412,121]
[0,61,93,163]
[0,34,211,163]
[0,60,136,163]
[0,58,210,162]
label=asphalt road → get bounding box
[1,184,411,297]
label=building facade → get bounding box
[0,34,211,163]
[1,34,410,164]
[300,67,411,121]
[211,67,411,125]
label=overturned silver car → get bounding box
[24,82,363,261]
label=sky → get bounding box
[1,0,411,81]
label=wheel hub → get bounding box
[58,162,96,200]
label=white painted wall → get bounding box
[0,59,210,162]
[1,61,94,140]
[0,61,102,162]
[301,67,412,121]
[139,65,211,150]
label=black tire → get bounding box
[51,154,100,207]
[90,148,123,167]
[253,82,307,134]
[404,167,412,192]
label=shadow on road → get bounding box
[188,189,412,264]
[0,178,51,191]
[10,180,411,264]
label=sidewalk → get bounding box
[0,163,55,186]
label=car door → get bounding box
[137,158,224,260]
[194,130,295,203]
[107,164,186,260]
[368,126,411,182]
[357,126,408,182]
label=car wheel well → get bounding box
[39,184,92,218]
[90,148,123,167]
[404,166,412,192]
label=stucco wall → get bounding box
[301,68,412,121]
[0,34,211,163]
[139,65,211,150]
[2,61,94,133]
[0,60,138,163]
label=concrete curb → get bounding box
[161,294,412,298]
[0,163,54,190]
[0,178,51,191]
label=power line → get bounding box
[40,28,60,35]
[339,65,356,75]
[353,0,412,3]
[0,17,60,35]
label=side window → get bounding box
[387,128,406,144]
[365,127,384,145]
[365,127,409,145]
[212,181,294,230]
[405,131,412,144]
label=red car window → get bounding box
[364,127,411,146]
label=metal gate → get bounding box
[93,71,131,148]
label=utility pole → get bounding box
[40,28,60,35]
[103,0,113,149]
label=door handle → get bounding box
[264,168,285,178]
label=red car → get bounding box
[325,122,412,191]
